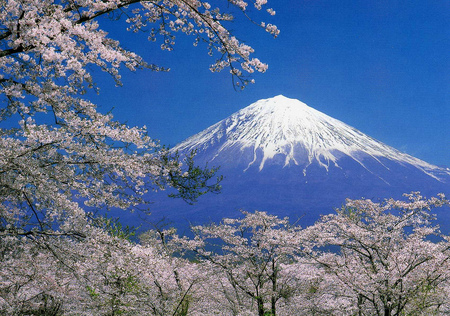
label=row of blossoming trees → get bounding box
[1,1,450,315]
[1,193,449,315]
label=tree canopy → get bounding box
[2,1,450,315]
[0,0,277,240]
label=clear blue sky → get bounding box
[91,0,449,167]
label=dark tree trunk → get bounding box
[257,296,265,316]
[271,258,277,316]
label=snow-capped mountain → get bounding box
[142,96,449,231]
[173,95,448,181]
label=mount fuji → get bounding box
[144,95,450,230]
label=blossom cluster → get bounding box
[1,0,272,259]
[0,1,275,313]
[1,194,449,315]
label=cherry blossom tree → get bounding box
[0,0,278,245]
[136,226,205,315]
[177,211,303,316]
[0,1,277,313]
[3,193,450,314]
[0,218,202,315]
[301,193,450,316]
[270,259,353,316]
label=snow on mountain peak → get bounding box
[173,96,445,179]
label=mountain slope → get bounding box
[173,95,447,181]
[143,96,449,230]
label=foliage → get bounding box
[301,192,450,316]
[165,149,223,204]
[0,0,277,243]
[92,213,139,241]
[176,211,312,315]
[1,193,450,314]
[0,1,278,314]
[2,3,450,315]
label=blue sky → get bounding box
[92,0,449,167]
